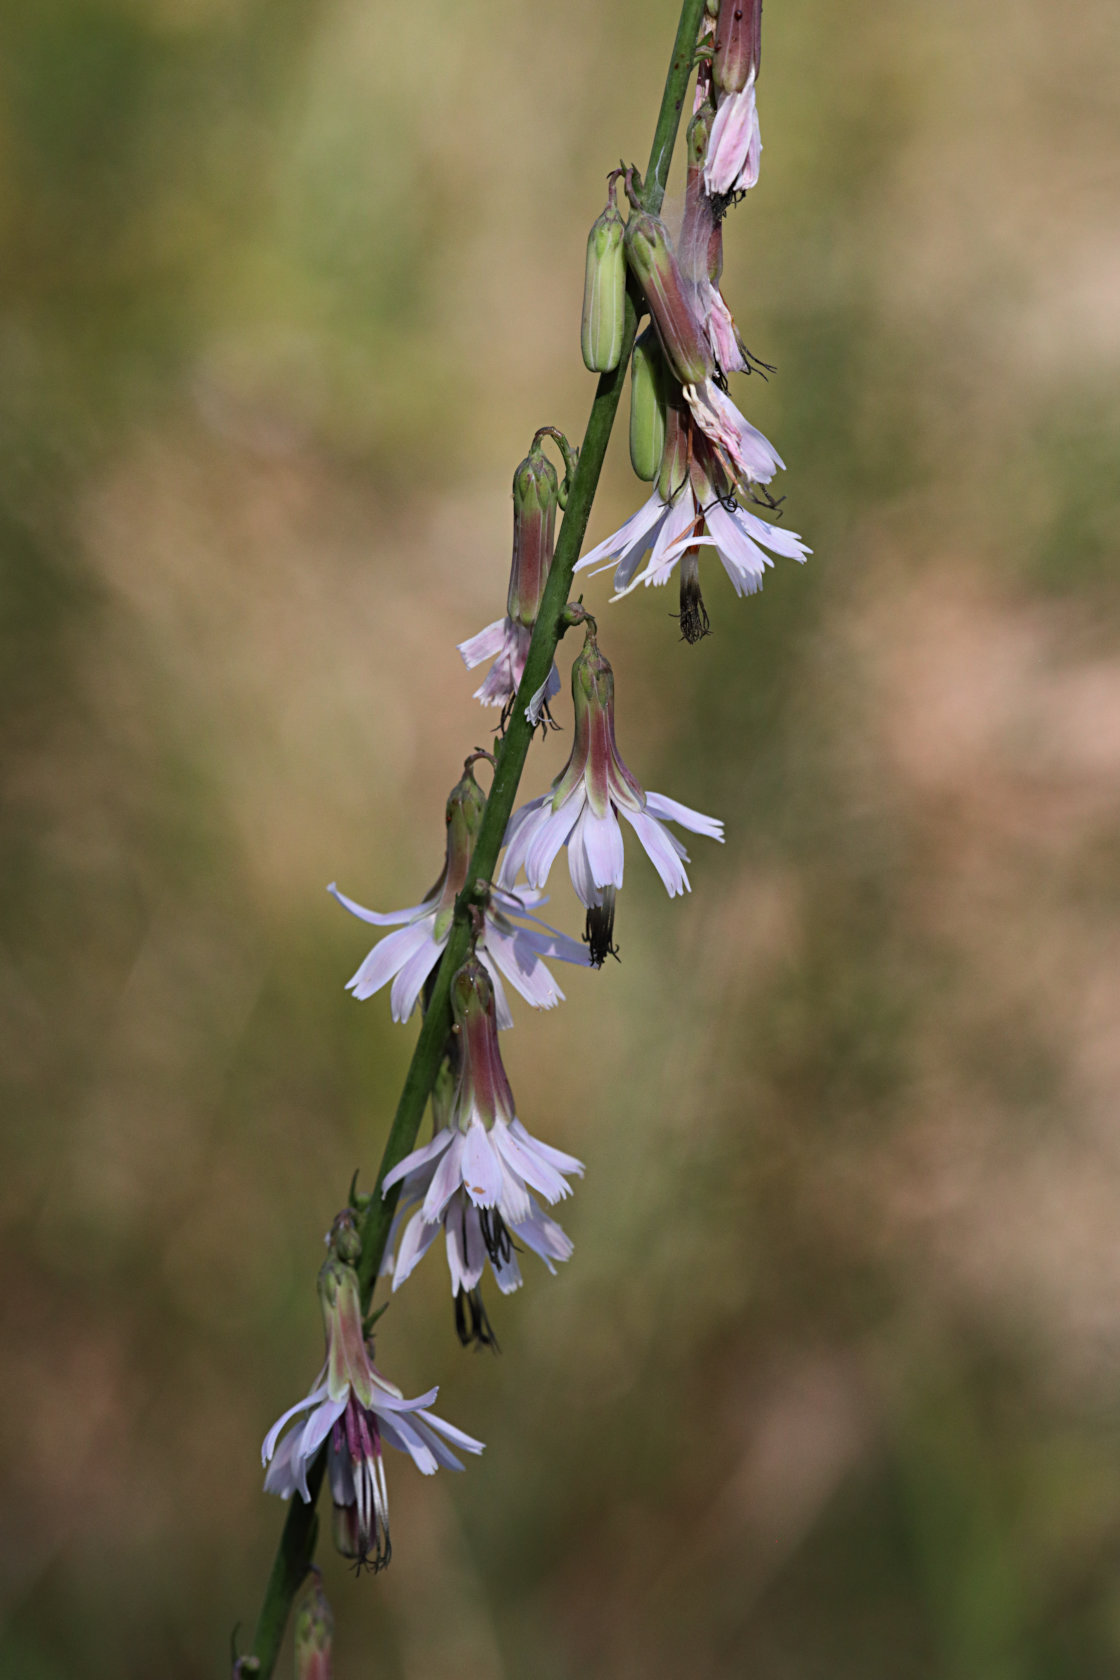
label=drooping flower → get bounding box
[621,170,781,490]
[574,401,809,640]
[380,959,582,1342]
[499,632,724,960]
[262,1216,483,1573]
[330,754,588,1025]
[458,434,562,714]
[704,0,763,198]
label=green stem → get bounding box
[248,1,704,1670]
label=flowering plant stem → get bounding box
[247,1,705,1668]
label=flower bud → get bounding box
[294,1572,333,1680]
[554,635,643,819]
[580,203,627,373]
[431,757,487,940]
[713,0,761,96]
[623,206,713,389]
[508,441,559,628]
[318,1254,373,1409]
[450,958,515,1129]
[628,328,669,483]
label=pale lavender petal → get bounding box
[347,919,434,1001]
[262,1381,331,1466]
[391,1209,441,1290]
[484,926,564,1009]
[381,1127,452,1195]
[567,826,602,910]
[644,790,725,841]
[329,883,432,927]
[444,1197,486,1293]
[422,1130,467,1222]
[461,1117,504,1207]
[620,806,692,896]
[525,794,583,890]
[574,493,667,576]
[512,921,590,969]
[492,1243,524,1293]
[389,930,445,1022]
[294,1395,348,1492]
[415,1408,485,1456]
[509,1117,584,1176]
[499,794,552,888]
[369,1381,440,1415]
[516,1203,574,1271]
[704,80,761,197]
[263,1427,303,1498]
[732,501,811,561]
[492,1119,575,1204]
[574,804,626,891]
[457,616,508,669]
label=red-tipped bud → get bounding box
[294,1572,333,1680]
[553,635,644,819]
[623,203,713,389]
[629,328,669,483]
[713,0,761,96]
[450,958,517,1129]
[581,203,627,373]
[508,440,559,628]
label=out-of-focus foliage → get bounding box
[3,0,1120,1675]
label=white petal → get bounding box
[509,1117,584,1177]
[492,1119,575,1205]
[328,882,432,927]
[422,1130,467,1222]
[391,1209,441,1290]
[483,926,563,1010]
[389,930,445,1022]
[574,493,666,577]
[574,804,626,890]
[381,1126,453,1194]
[347,919,435,1001]
[620,806,691,896]
[498,795,551,888]
[261,1381,330,1466]
[644,790,725,841]
[525,795,583,890]
[461,1117,504,1207]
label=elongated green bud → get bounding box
[580,203,626,373]
[508,439,559,627]
[294,1572,333,1680]
[629,328,668,482]
[623,205,713,388]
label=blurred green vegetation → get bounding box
[3,0,1120,1676]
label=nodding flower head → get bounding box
[262,1221,483,1575]
[330,753,589,1025]
[380,956,583,1323]
[500,631,724,957]
[458,435,563,711]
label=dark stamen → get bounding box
[584,888,620,968]
[454,1287,501,1353]
[478,1206,515,1266]
[675,551,712,645]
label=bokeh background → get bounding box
[4,0,1120,1674]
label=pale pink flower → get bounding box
[499,634,723,959]
[263,1234,483,1572]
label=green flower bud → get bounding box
[629,328,669,483]
[580,203,627,373]
[294,1571,333,1680]
[508,441,559,627]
